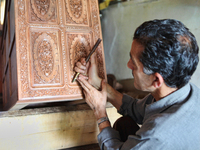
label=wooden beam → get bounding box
[0,104,121,149]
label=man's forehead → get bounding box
[130,40,144,59]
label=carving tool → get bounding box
[72,38,102,82]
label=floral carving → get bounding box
[33,33,59,83]
[30,0,56,22]
[35,0,50,15]
[38,41,53,77]
[70,35,90,75]
[65,0,87,24]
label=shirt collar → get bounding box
[143,83,191,122]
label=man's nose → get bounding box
[127,59,131,69]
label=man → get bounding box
[74,19,200,149]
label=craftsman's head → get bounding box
[132,19,199,88]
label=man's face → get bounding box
[127,40,154,91]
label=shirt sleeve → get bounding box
[97,126,161,150]
[118,94,153,124]
[97,127,143,150]
[97,94,156,150]
[98,127,123,150]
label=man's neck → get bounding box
[152,84,178,101]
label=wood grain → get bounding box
[0,105,121,149]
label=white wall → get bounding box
[101,0,200,88]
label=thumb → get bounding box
[90,52,97,65]
[101,79,107,95]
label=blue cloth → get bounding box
[98,83,200,150]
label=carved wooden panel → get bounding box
[65,0,89,25]
[12,0,106,105]
[30,29,63,88]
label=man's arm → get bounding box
[106,83,123,111]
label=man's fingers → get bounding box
[74,66,85,74]
[78,74,95,91]
[79,75,88,80]
[83,90,95,110]
[74,61,88,75]
[77,77,90,93]
[76,61,87,70]
[80,58,86,65]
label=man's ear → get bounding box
[152,72,164,88]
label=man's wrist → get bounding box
[98,118,111,132]
[94,109,107,120]
[97,117,109,126]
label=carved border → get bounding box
[90,0,106,79]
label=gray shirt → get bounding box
[98,83,200,150]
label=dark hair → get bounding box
[133,19,199,88]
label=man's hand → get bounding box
[74,52,123,116]
[74,53,101,89]
[77,74,107,120]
